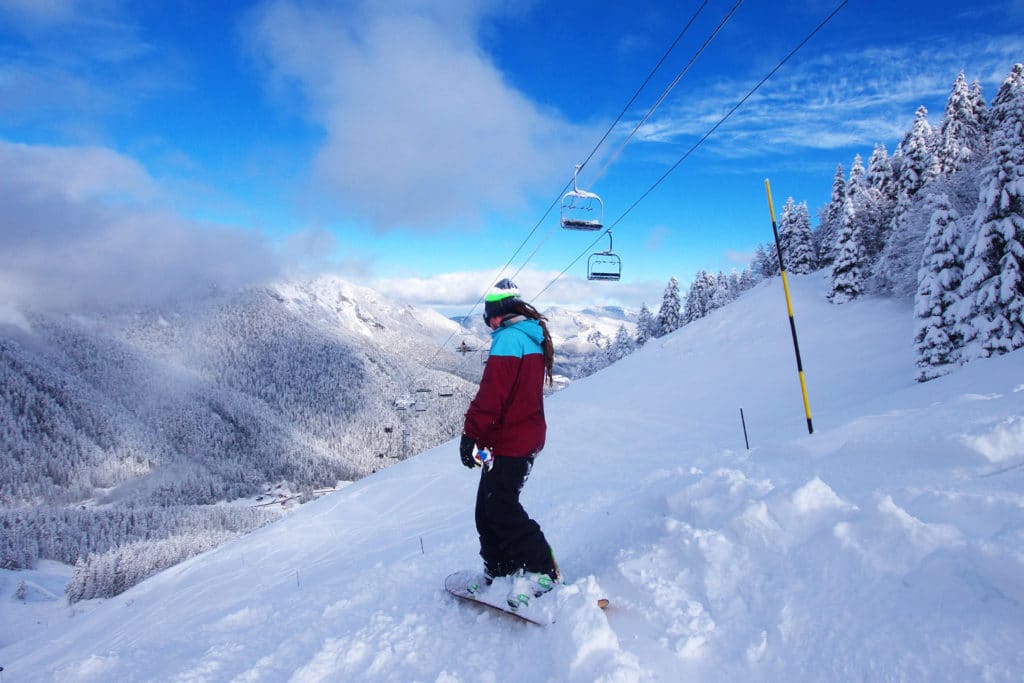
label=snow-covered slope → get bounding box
[3,272,1023,681]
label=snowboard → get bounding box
[444,570,608,626]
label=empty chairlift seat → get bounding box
[560,164,604,231]
[587,231,622,281]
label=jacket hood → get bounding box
[493,316,545,345]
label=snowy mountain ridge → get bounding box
[0,275,636,579]
[3,272,1022,681]
[0,275,483,507]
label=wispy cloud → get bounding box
[0,0,184,136]
[0,141,279,312]
[244,0,593,230]
[629,33,1024,158]
[0,0,80,26]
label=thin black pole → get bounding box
[740,408,750,450]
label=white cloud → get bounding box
[367,266,662,315]
[245,0,591,230]
[0,141,280,312]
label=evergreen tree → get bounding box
[914,193,964,380]
[936,71,985,177]
[778,197,799,267]
[752,241,780,280]
[684,271,717,322]
[711,271,733,310]
[607,325,635,364]
[654,277,681,337]
[847,154,867,205]
[898,105,939,200]
[957,63,1024,359]
[635,304,654,347]
[873,194,935,297]
[738,267,756,292]
[573,354,598,380]
[817,164,846,265]
[829,194,866,303]
[874,107,940,294]
[727,269,742,300]
[969,78,988,142]
[786,201,816,273]
[867,144,896,203]
[856,145,896,260]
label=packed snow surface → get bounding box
[2,273,1023,681]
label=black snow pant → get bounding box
[475,454,556,579]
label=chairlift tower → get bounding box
[392,395,415,460]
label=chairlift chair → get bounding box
[560,164,604,231]
[587,232,622,281]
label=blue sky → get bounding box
[1,0,1022,317]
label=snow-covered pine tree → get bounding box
[969,78,988,142]
[937,71,986,178]
[816,164,846,265]
[778,196,798,266]
[739,266,756,292]
[654,277,681,337]
[787,201,816,273]
[572,354,596,380]
[855,145,896,260]
[752,241,780,280]
[607,325,635,364]
[902,105,941,192]
[829,194,866,303]
[635,304,654,347]
[684,271,718,322]
[727,269,742,300]
[874,106,940,294]
[847,154,867,205]
[956,63,1024,359]
[914,193,964,380]
[867,144,896,203]
[711,271,733,310]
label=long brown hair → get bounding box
[508,301,555,386]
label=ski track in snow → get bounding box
[3,275,1024,681]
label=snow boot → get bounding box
[466,569,495,596]
[506,569,556,611]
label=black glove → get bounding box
[460,434,478,469]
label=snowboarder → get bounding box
[460,278,560,610]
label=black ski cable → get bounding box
[419,1,712,374]
[459,0,711,317]
[511,0,726,283]
[531,0,850,302]
[585,0,742,191]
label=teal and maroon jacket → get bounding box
[463,317,547,458]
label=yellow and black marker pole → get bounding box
[764,179,814,435]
